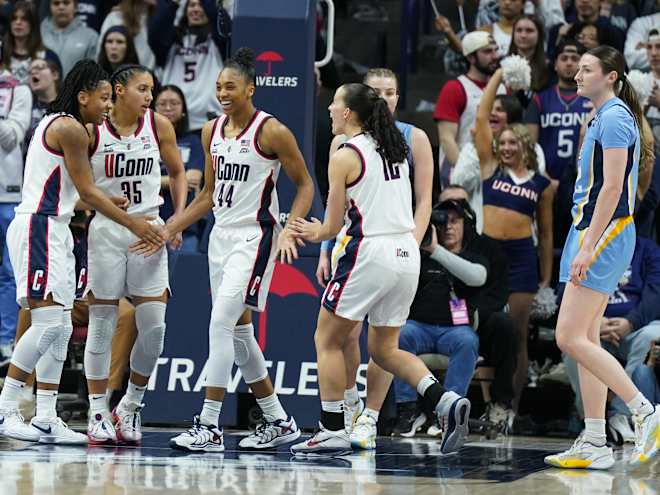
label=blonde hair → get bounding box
[494,123,538,172]
[363,68,399,94]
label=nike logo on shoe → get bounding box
[246,234,259,242]
[32,423,52,434]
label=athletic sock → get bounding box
[321,400,344,431]
[119,381,147,411]
[627,392,655,416]
[0,377,25,411]
[362,407,380,422]
[200,399,223,427]
[344,385,359,406]
[583,418,607,446]
[89,394,110,417]
[256,393,287,422]
[36,389,58,419]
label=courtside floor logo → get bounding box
[256,51,299,88]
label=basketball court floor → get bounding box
[1,428,658,494]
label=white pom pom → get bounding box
[531,286,558,321]
[626,70,655,107]
[500,55,532,91]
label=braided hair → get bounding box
[222,47,256,84]
[110,64,152,100]
[47,59,109,124]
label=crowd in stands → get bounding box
[1,0,660,441]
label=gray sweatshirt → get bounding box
[40,17,99,77]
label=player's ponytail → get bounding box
[48,59,109,124]
[342,83,408,165]
[589,46,654,171]
[223,47,256,84]
[110,64,151,100]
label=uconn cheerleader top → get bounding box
[482,167,551,219]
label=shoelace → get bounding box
[562,436,588,457]
[633,414,647,451]
[255,421,280,443]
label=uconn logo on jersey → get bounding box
[540,112,588,128]
[491,179,539,202]
[212,155,250,182]
[104,153,155,178]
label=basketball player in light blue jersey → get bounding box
[545,46,660,470]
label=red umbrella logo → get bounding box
[257,262,319,350]
[256,51,284,77]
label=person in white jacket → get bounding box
[0,71,32,366]
[624,11,660,71]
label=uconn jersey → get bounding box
[89,109,162,215]
[162,34,223,130]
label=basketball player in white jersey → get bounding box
[0,60,164,444]
[84,64,188,445]
[289,83,470,456]
[132,47,314,452]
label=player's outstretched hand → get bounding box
[316,250,330,287]
[569,246,593,286]
[290,217,323,243]
[111,196,130,210]
[128,217,167,256]
[277,228,300,265]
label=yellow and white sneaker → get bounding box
[630,406,660,467]
[544,436,614,470]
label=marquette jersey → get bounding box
[90,109,163,215]
[533,86,591,180]
[209,110,280,228]
[341,133,415,238]
[572,97,639,230]
[15,113,79,221]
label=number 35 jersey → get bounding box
[89,109,163,216]
[209,110,281,228]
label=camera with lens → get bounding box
[421,198,476,248]
[421,208,449,247]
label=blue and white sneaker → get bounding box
[438,395,471,455]
[87,413,117,445]
[290,423,351,457]
[31,416,87,445]
[170,415,224,453]
[238,415,301,449]
[0,408,40,441]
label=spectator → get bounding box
[98,0,156,69]
[149,0,224,132]
[624,6,660,71]
[631,340,660,411]
[97,25,139,76]
[24,53,61,155]
[548,0,625,55]
[525,39,591,248]
[478,0,524,56]
[564,20,619,52]
[434,31,502,186]
[38,0,110,33]
[563,236,660,443]
[452,86,546,233]
[1,2,57,84]
[475,67,554,411]
[564,0,636,36]
[0,67,32,367]
[40,0,98,77]
[441,186,519,432]
[507,15,550,93]
[155,85,204,252]
[645,29,660,140]
[476,0,565,31]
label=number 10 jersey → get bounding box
[209,110,281,229]
[89,109,163,217]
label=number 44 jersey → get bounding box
[90,109,163,216]
[209,110,281,228]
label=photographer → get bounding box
[631,341,660,408]
[388,197,487,436]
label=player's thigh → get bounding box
[87,215,128,300]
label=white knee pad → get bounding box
[206,293,247,388]
[130,301,167,377]
[11,306,64,374]
[84,305,119,380]
[233,324,268,384]
[35,310,73,384]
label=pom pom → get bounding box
[531,286,558,321]
[500,55,531,91]
[626,70,655,107]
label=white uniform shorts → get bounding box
[208,223,280,312]
[86,214,169,299]
[323,232,420,327]
[7,213,75,309]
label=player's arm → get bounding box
[410,127,433,245]
[154,112,187,215]
[259,118,315,263]
[291,147,353,242]
[437,121,459,165]
[537,185,554,287]
[53,118,164,247]
[475,68,501,179]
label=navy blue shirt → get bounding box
[159,132,204,235]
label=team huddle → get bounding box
[0,43,659,466]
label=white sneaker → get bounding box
[344,398,364,433]
[350,414,377,450]
[87,412,117,445]
[630,405,660,467]
[238,416,301,449]
[290,423,351,456]
[438,396,471,455]
[170,415,224,453]
[544,435,615,470]
[0,408,40,441]
[608,413,635,444]
[30,416,87,445]
[112,402,143,445]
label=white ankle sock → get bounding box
[36,389,58,419]
[121,381,147,409]
[0,377,25,411]
[344,386,359,406]
[89,394,109,416]
[200,399,222,426]
[363,407,379,422]
[583,418,607,446]
[256,393,287,422]
[627,392,654,416]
